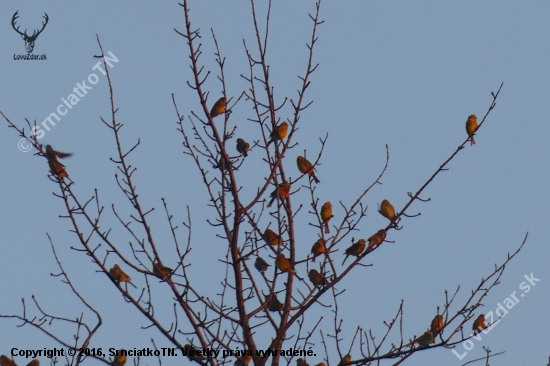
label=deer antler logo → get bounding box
[12,11,49,54]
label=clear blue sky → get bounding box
[1,1,549,365]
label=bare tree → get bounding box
[1,1,526,366]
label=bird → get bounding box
[263,228,282,246]
[45,144,72,178]
[213,156,231,171]
[267,182,291,207]
[465,114,478,145]
[342,239,366,265]
[378,199,396,224]
[210,97,227,117]
[472,314,488,335]
[234,355,252,366]
[267,121,289,146]
[45,144,72,160]
[367,229,386,251]
[183,344,205,363]
[255,256,270,272]
[415,330,434,347]
[109,264,131,283]
[1,355,16,366]
[296,359,309,366]
[153,261,172,279]
[314,363,326,366]
[265,292,283,312]
[430,314,444,338]
[48,160,68,178]
[236,138,250,157]
[320,202,333,233]
[112,350,127,366]
[308,269,328,288]
[337,354,351,366]
[296,156,320,183]
[276,253,296,274]
[310,238,326,262]
[26,361,39,366]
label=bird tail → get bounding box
[312,174,320,183]
[325,224,330,234]
[267,197,275,207]
[342,255,349,266]
[470,136,476,145]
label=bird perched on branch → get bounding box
[320,202,333,233]
[263,228,282,246]
[110,264,132,284]
[267,182,291,207]
[183,344,205,363]
[308,269,328,288]
[430,314,444,337]
[378,199,396,224]
[310,238,326,262]
[465,114,478,145]
[210,97,227,117]
[367,229,386,251]
[236,138,250,157]
[45,144,72,178]
[153,261,173,280]
[472,314,488,335]
[254,256,270,272]
[0,355,16,366]
[265,292,283,312]
[234,355,252,366]
[415,330,434,347]
[297,156,320,183]
[111,350,127,366]
[337,354,351,366]
[342,239,366,265]
[276,253,296,274]
[267,121,288,146]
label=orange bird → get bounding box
[342,239,366,265]
[210,97,227,117]
[337,355,351,366]
[275,253,296,274]
[263,228,282,246]
[0,355,16,366]
[109,264,132,284]
[310,238,326,262]
[465,114,478,145]
[297,156,320,183]
[267,182,291,207]
[267,121,289,146]
[308,269,328,288]
[472,314,488,335]
[320,202,333,233]
[367,229,386,251]
[45,144,72,178]
[111,350,127,366]
[378,199,396,224]
[430,314,444,337]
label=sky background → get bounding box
[1,1,549,365]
